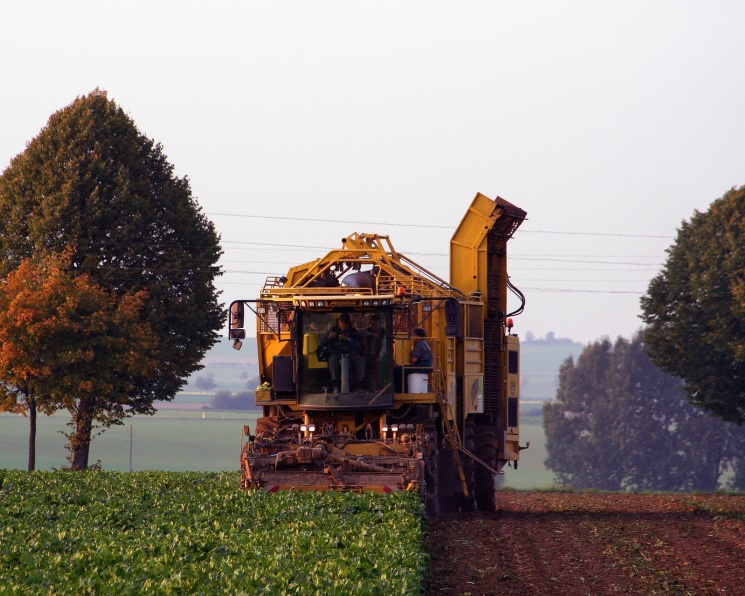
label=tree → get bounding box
[195,373,217,392]
[0,90,224,469]
[0,385,55,472]
[640,186,745,424]
[210,390,257,411]
[544,330,745,491]
[0,255,160,470]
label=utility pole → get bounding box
[129,425,133,472]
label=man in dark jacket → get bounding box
[322,313,366,392]
[360,314,387,390]
[394,327,433,392]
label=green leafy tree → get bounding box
[641,186,745,424]
[0,90,224,469]
[544,330,745,491]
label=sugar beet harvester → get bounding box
[229,193,527,514]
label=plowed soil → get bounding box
[426,492,745,595]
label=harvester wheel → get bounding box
[474,423,497,512]
[423,426,440,517]
[459,418,477,512]
[437,446,458,514]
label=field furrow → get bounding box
[427,492,745,595]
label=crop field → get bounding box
[3,471,744,594]
[427,491,745,595]
[0,470,425,594]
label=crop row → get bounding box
[0,470,426,594]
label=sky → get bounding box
[2,1,744,344]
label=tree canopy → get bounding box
[543,331,745,491]
[641,186,745,424]
[0,90,224,468]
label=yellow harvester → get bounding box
[228,193,527,514]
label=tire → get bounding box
[458,418,477,512]
[436,419,477,513]
[423,426,440,517]
[474,422,497,512]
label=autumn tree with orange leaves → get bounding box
[0,255,159,470]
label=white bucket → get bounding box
[408,373,429,393]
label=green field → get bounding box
[1,407,554,487]
[500,415,553,489]
[0,410,259,472]
[0,471,425,594]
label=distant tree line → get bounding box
[524,331,579,346]
[195,373,217,392]
[544,330,745,491]
[210,389,260,411]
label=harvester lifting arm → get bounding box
[456,446,504,477]
[368,384,393,405]
[326,453,393,473]
[395,254,467,300]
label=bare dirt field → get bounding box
[426,491,745,595]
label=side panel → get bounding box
[503,334,520,461]
[463,374,484,416]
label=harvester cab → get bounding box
[229,193,527,514]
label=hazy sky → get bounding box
[2,1,744,344]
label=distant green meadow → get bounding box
[501,415,554,489]
[0,407,554,488]
[0,408,259,472]
[0,471,426,594]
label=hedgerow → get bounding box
[0,471,425,594]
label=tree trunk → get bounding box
[70,399,93,470]
[28,396,36,472]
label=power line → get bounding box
[73,237,670,262]
[509,267,659,272]
[512,257,663,266]
[206,212,673,239]
[222,240,329,249]
[208,212,452,229]
[514,254,662,258]
[219,266,661,274]
[523,230,670,239]
[215,279,645,295]
[216,256,661,267]
[514,279,651,283]
[522,287,643,294]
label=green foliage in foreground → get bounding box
[0,471,425,594]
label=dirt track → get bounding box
[426,492,745,595]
